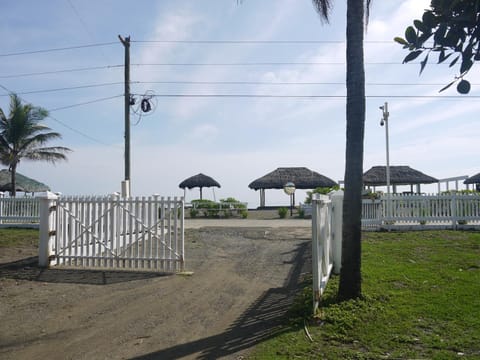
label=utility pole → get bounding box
[380,102,391,228]
[119,35,131,198]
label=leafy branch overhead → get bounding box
[394,0,480,94]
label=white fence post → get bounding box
[0,192,4,225]
[330,190,343,274]
[38,192,58,267]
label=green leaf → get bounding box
[449,55,460,67]
[434,24,447,45]
[422,11,436,28]
[405,26,417,44]
[417,32,433,44]
[420,53,429,74]
[460,58,473,73]
[394,37,409,46]
[413,20,428,34]
[438,50,452,64]
[403,50,423,63]
[439,80,456,93]
[457,79,471,94]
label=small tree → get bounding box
[0,94,71,196]
[395,0,480,94]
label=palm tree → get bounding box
[0,94,71,197]
[312,0,370,300]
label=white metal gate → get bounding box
[50,195,184,272]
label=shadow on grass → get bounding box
[131,240,312,360]
[0,256,171,285]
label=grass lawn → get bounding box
[250,231,480,360]
[0,228,38,248]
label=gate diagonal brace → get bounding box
[56,205,116,256]
[115,220,181,258]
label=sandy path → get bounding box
[0,226,311,360]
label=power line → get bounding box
[1,60,452,80]
[130,61,452,67]
[0,42,117,57]
[47,113,122,149]
[132,39,394,44]
[135,80,479,87]
[66,0,112,64]
[8,80,480,96]
[0,39,399,58]
[0,82,120,148]
[131,93,480,99]
[0,82,124,96]
[48,95,123,112]
[0,65,122,79]
[4,80,474,96]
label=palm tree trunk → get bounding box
[338,0,365,300]
[10,163,17,198]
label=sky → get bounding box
[1,0,478,207]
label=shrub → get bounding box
[298,207,305,219]
[278,207,288,218]
[190,208,198,218]
[304,186,340,204]
[241,210,248,219]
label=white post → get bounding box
[451,192,457,229]
[0,192,4,225]
[38,191,58,267]
[121,180,130,198]
[330,190,343,274]
[380,102,391,227]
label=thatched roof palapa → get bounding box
[363,166,438,186]
[179,173,220,200]
[0,169,50,192]
[179,173,221,189]
[249,167,337,190]
[464,172,480,184]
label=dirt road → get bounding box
[0,225,311,359]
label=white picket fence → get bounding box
[311,191,343,314]
[362,193,480,230]
[38,193,185,273]
[310,191,480,313]
[0,196,39,227]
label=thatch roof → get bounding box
[363,166,438,186]
[464,172,480,184]
[249,167,337,190]
[0,169,50,192]
[178,173,221,189]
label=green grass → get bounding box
[0,228,39,247]
[250,231,480,359]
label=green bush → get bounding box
[298,207,305,218]
[304,186,340,204]
[241,210,248,219]
[278,207,288,218]
[191,198,247,218]
[189,208,198,218]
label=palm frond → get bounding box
[312,0,332,22]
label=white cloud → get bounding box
[187,123,219,141]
